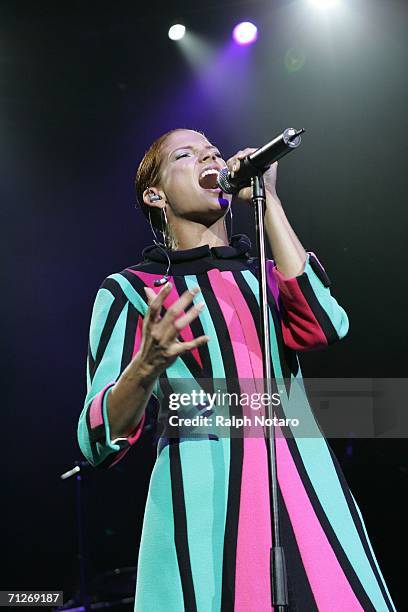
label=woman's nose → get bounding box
[200,150,217,163]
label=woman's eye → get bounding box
[175,151,222,160]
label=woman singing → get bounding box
[77,128,396,611]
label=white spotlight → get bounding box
[309,0,339,7]
[168,24,186,41]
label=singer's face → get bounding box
[158,130,232,224]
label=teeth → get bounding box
[199,168,219,180]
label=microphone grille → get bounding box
[217,168,235,195]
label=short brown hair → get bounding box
[134,128,205,232]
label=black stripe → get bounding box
[169,440,198,612]
[327,445,395,611]
[296,274,339,345]
[283,435,377,611]
[278,483,319,611]
[120,302,139,374]
[88,423,105,444]
[172,275,214,380]
[93,279,128,380]
[85,400,96,449]
[120,267,151,297]
[125,256,254,277]
[198,272,243,612]
[87,339,95,380]
[96,446,130,470]
[308,254,332,288]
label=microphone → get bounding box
[217,128,305,195]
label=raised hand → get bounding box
[139,282,210,376]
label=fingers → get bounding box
[226,148,258,178]
[159,285,201,342]
[172,334,210,357]
[144,282,172,323]
[143,283,203,343]
[142,282,211,364]
[173,300,206,332]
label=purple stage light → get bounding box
[232,22,258,46]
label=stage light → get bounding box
[308,0,339,8]
[168,24,186,41]
[232,22,258,46]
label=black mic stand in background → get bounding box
[60,460,92,612]
[249,128,304,610]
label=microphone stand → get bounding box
[252,173,289,610]
[241,127,303,609]
[60,460,92,611]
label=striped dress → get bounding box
[77,233,396,611]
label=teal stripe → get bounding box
[303,256,349,339]
[108,273,148,315]
[242,269,286,382]
[179,440,229,612]
[78,301,129,464]
[109,273,163,399]
[182,274,230,610]
[89,300,128,397]
[89,288,115,358]
[184,275,226,379]
[134,445,186,611]
[243,269,389,610]
[86,354,91,393]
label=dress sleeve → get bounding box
[266,251,349,352]
[77,275,153,469]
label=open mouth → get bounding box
[198,168,220,191]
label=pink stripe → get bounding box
[128,270,202,369]
[89,381,115,429]
[266,259,281,312]
[265,254,316,312]
[208,269,360,610]
[207,270,253,378]
[208,269,272,611]
[132,314,144,359]
[220,271,264,394]
[126,411,146,444]
[275,433,364,610]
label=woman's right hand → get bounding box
[138,281,209,378]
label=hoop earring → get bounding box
[161,207,171,249]
[226,205,233,244]
[147,206,171,248]
[148,207,164,246]
[147,207,172,285]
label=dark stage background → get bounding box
[2,0,407,609]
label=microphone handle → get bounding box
[218,128,304,194]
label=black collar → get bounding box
[142,233,252,263]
